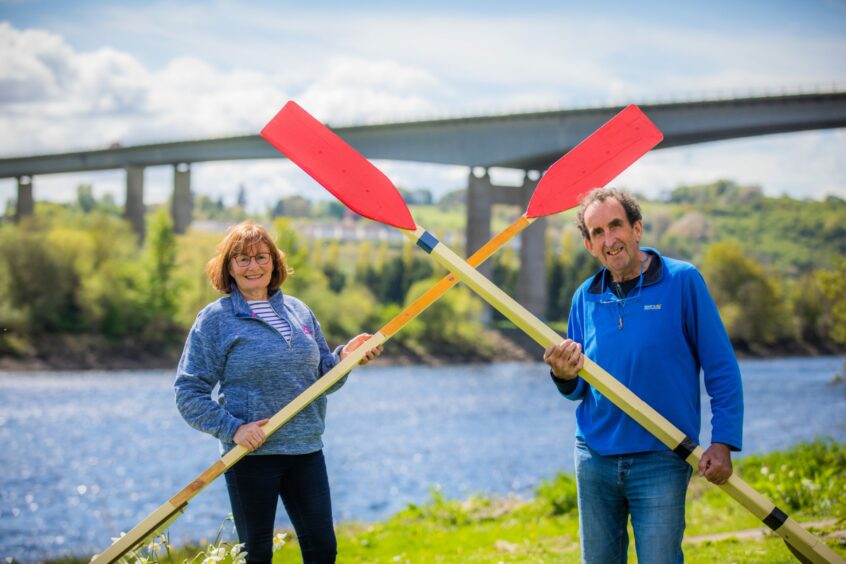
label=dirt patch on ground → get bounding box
[685,519,842,544]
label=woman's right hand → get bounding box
[233,418,270,451]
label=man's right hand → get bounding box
[544,339,584,380]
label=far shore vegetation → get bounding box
[1,179,845,369]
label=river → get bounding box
[1,357,844,562]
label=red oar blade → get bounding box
[261,101,416,230]
[526,104,663,218]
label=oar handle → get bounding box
[90,502,186,563]
[402,226,843,564]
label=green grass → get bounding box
[285,440,846,563]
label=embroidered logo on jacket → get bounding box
[643,304,662,310]
[302,326,313,336]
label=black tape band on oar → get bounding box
[764,506,790,531]
[672,436,699,461]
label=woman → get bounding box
[175,220,381,563]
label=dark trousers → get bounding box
[224,451,337,564]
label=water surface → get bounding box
[1,357,844,561]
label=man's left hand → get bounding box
[699,443,733,485]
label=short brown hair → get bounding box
[575,187,642,240]
[206,220,292,294]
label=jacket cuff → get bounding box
[551,371,580,395]
[220,416,245,444]
[710,437,742,452]
[332,345,344,366]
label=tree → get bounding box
[546,231,597,321]
[322,241,346,293]
[817,259,846,345]
[403,277,488,353]
[701,241,789,346]
[0,224,80,334]
[143,209,180,340]
[438,189,466,210]
[76,184,96,213]
[270,195,312,218]
[788,274,830,345]
[237,184,247,208]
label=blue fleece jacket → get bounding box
[554,248,743,456]
[174,288,345,455]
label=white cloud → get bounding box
[0,23,293,152]
[0,21,76,103]
[300,56,442,123]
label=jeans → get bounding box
[574,440,692,564]
[224,451,337,564]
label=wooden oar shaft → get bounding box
[403,226,842,564]
[91,215,537,563]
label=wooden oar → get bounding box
[263,101,843,564]
[89,104,659,563]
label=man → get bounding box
[544,187,743,563]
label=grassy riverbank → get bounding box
[326,441,846,562]
[56,441,845,563]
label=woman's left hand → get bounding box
[340,333,383,365]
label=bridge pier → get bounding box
[466,168,493,278]
[15,176,34,222]
[465,169,547,318]
[124,165,145,243]
[172,163,192,234]
[517,173,546,318]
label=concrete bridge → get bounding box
[2,89,845,315]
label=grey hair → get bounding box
[575,187,642,240]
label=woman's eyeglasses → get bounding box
[232,253,272,267]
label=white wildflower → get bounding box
[230,543,246,557]
[273,532,288,552]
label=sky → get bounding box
[1,0,845,211]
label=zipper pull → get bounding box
[619,316,623,330]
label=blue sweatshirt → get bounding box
[555,249,743,455]
[174,288,345,455]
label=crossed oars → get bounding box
[261,101,843,564]
[90,105,660,563]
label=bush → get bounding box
[701,241,790,345]
[736,439,846,516]
[0,223,81,334]
[402,277,490,355]
[535,472,579,516]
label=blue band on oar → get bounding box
[672,436,698,460]
[416,231,439,254]
[763,506,789,531]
